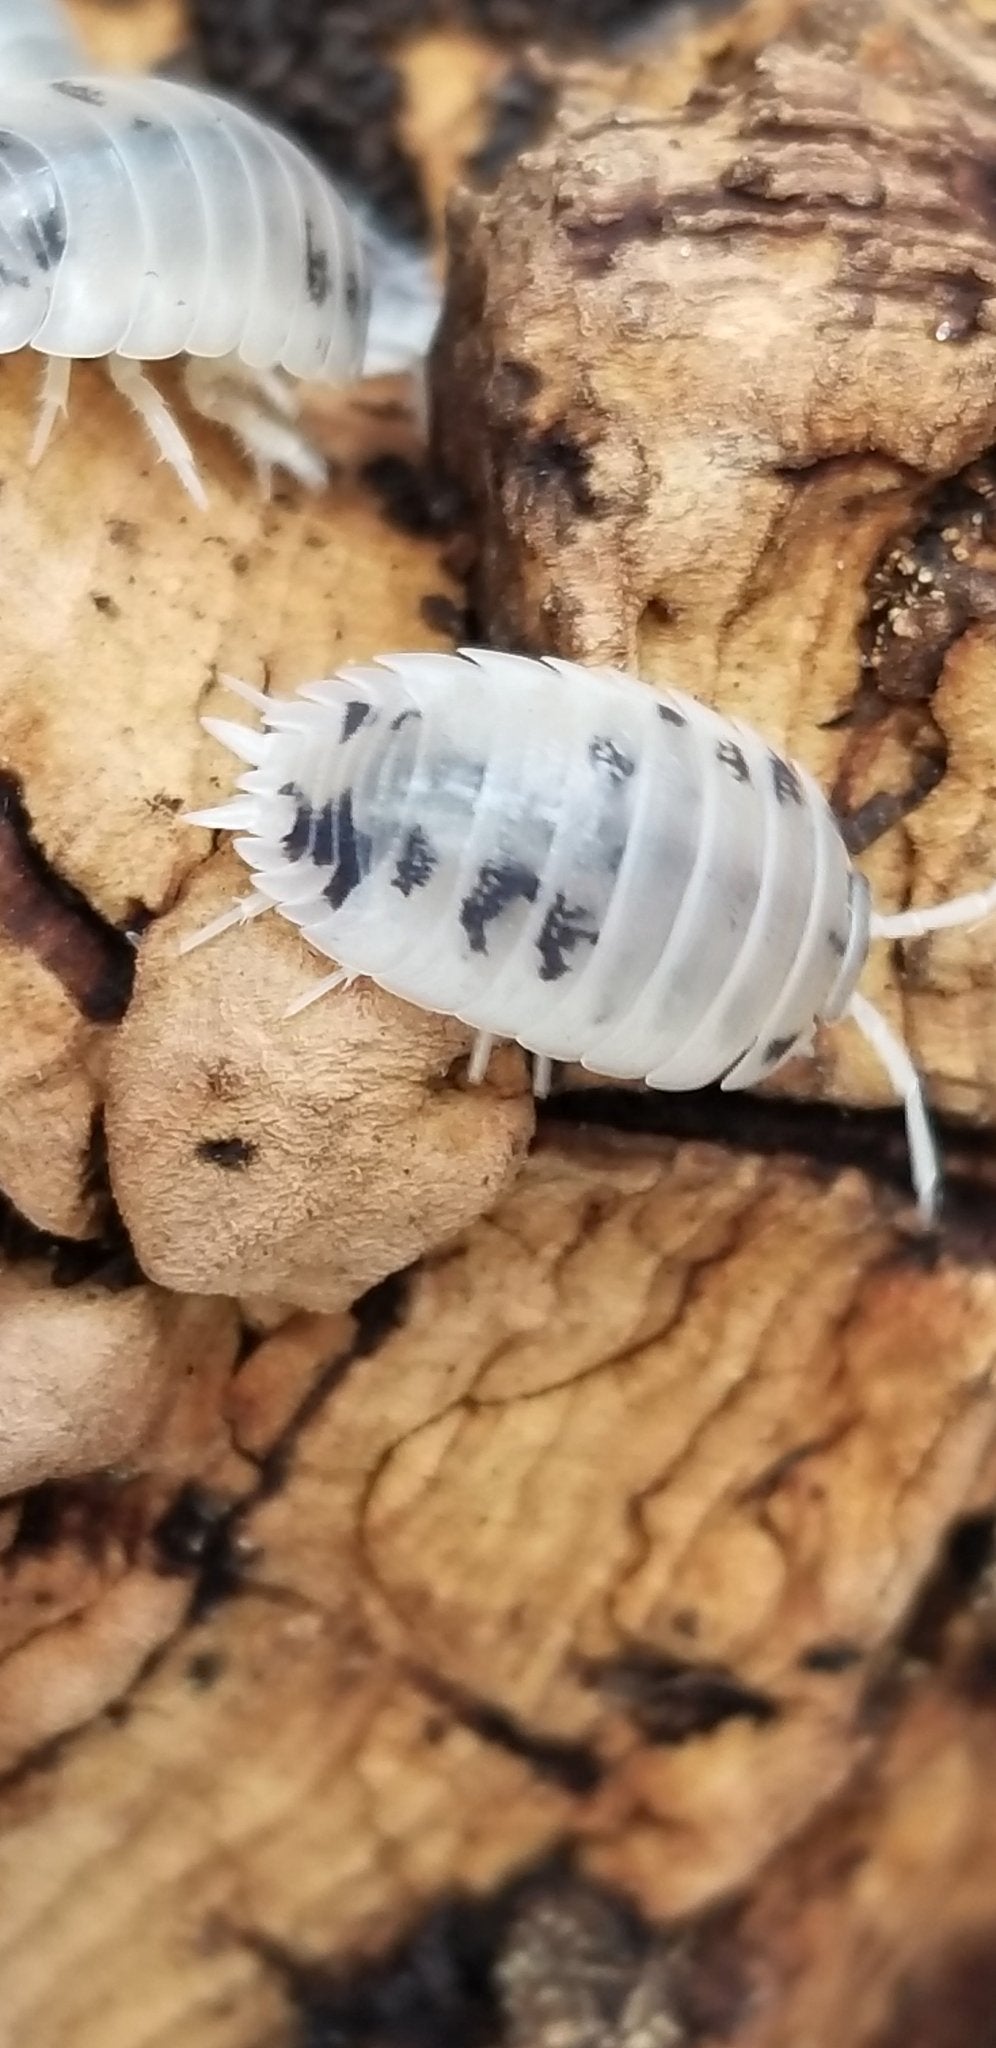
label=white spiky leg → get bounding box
[28,354,71,467]
[106,353,207,510]
[533,1055,554,1099]
[177,890,269,957]
[182,355,327,496]
[283,969,359,1019]
[847,991,940,1225]
[871,877,996,940]
[467,1032,495,1085]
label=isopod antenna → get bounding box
[845,992,939,1225]
[850,870,996,1225]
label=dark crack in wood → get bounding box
[0,769,137,1023]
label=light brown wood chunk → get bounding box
[434,37,996,1124]
[1,1129,994,2045]
[0,347,531,1304]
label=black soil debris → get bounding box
[190,0,677,244]
[248,1848,751,2048]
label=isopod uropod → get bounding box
[180,649,995,1223]
[0,58,370,502]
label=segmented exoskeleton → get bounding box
[180,649,996,1223]
[0,6,371,501]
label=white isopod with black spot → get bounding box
[0,45,370,502]
[180,649,996,1223]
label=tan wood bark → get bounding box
[433,0,996,1133]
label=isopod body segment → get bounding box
[0,73,369,378]
[183,648,986,1224]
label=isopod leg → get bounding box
[847,991,940,1226]
[533,1055,554,1099]
[283,969,355,1019]
[871,876,996,940]
[106,354,208,511]
[178,890,270,957]
[182,356,327,495]
[28,355,71,468]
[467,1032,495,1085]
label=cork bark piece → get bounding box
[0,941,108,1239]
[106,850,532,1307]
[0,352,460,928]
[433,23,996,1127]
[694,1543,996,2048]
[1,1127,995,2046]
[0,1271,241,1771]
[0,336,533,1288]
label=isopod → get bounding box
[180,649,995,1223]
[0,65,370,502]
[0,0,79,85]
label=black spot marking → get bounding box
[460,858,539,954]
[52,80,107,105]
[196,1136,257,1171]
[656,699,687,727]
[344,265,361,317]
[131,116,154,132]
[322,790,372,909]
[827,927,847,958]
[716,738,750,783]
[27,201,66,272]
[390,707,420,732]
[763,1033,799,1066]
[281,787,313,861]
[537,894,598,981]
[304,216,331,305]
[393,825,437,896]
[0,262,29,289]
[589,735,635,782]
[341,698,371,742]
[311,799,336,869]
[91,592,120,619]
[799,1639,863,1674]
[771,752,804,805]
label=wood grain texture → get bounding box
[1,1128,996,2045]
[433,6,996,1132]
[0,344,531,1293]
